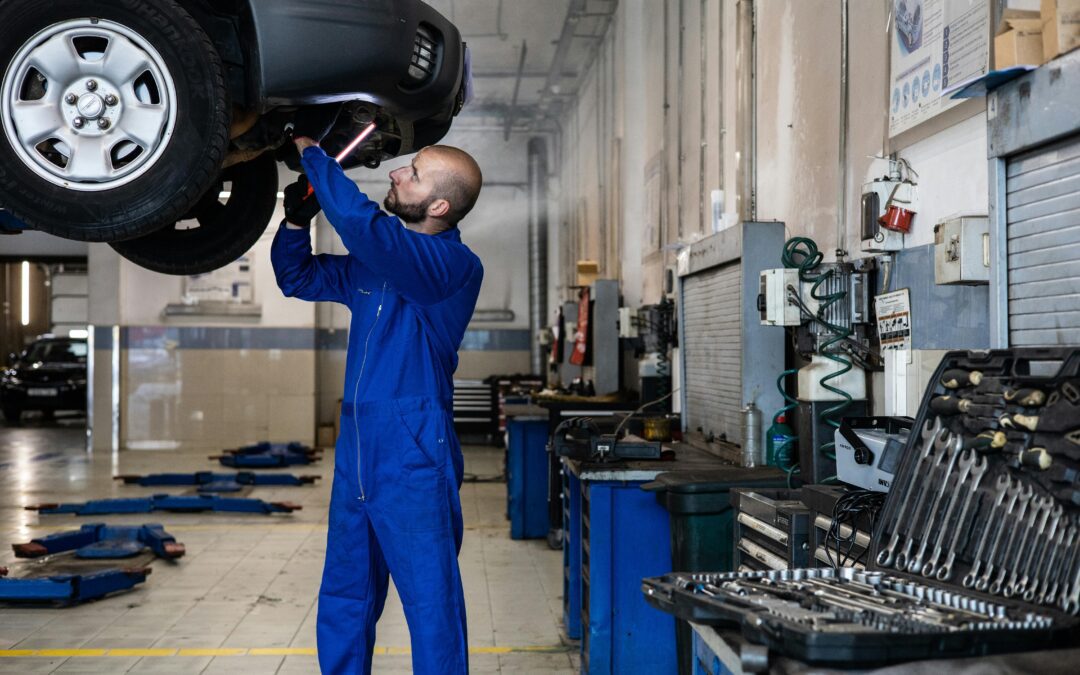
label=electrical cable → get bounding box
[824,490,886,570]
[612,390,677,441]
[782,237,855,483]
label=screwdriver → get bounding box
[964,430,1007,453]
[930,395,999,417]
[1019,448,1051,470]
[999,412,1039,431]
[941,369,983,389]
[1003,388,1047,407]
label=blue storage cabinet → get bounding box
[562,465,582,639]
[576,474,677,674]
[506,417,550,540]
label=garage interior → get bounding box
[2,0,1080,673]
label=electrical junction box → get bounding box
[758,268,801,326]
[861,179,905,253]
[934,215,990,285]
[618,307,639,338]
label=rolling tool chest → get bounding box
[732,489,811,572]
[644,348,1080,665]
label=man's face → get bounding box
[385,150,442,223]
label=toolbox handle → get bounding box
[1008,350,1080,379]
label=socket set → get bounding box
[642,567,1070,665]
[643,348,1080,665]
[732,489,810,571]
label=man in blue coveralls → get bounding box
[271,118,484,674]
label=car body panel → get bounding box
[244,0,464,120]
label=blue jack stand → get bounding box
[0,566,150,604]
[211,442,322,468]
[116,471,320,493]
[13,524,185,560]
[27,494,302,516]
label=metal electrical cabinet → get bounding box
[678,222,786,450]
[988,48,1080,348]
[934,215,990,285]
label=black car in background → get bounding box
[1,336,88,423]
[0,0,469,275]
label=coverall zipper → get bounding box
[352,282,387,501]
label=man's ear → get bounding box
[428,199,451,219]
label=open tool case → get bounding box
[643,348,1080,665]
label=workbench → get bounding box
[538,399,640,547]
[563,444,734,675]
[689,622,1080,675]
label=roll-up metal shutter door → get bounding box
[1006,134,1080,346]
[682,262,743,445]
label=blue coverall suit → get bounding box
[271,146,483,674]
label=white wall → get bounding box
[552,0,994,413]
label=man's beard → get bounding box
[384,191,435,224]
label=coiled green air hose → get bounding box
[773,369,800,487]
[778,237,854,483]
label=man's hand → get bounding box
[283,176,322,228]
[291,105,342,145]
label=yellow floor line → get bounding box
[0,645,570,658]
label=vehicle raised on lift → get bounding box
[0,0,470,274]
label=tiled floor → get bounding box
[0,416,579,673]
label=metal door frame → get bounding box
[987,49,1080,347]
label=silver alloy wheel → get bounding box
[1,19,177,192]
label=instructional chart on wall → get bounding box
[888,0,989,137]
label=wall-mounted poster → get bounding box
[183,256,254,304]
[888,0,990,137]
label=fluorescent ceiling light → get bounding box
[20,261,30,326]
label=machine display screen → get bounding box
[879,438,904,474]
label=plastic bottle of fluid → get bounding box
[766,414,795,467]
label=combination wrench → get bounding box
[896,429,958,572]
[962,474,1013,588]
[1003,497,1053,597]
[1033,519,1068,604]
[989,491,1041,595]
[1044,525,1076,606]
[1019,504,1063,601]
[921,448,983,577]
[933,453,989,581]
[973,482,1031,592]
[876,416,943,568]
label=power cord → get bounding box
[825,490,886,569]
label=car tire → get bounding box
[2,406,21,424]
[110,153,280,275]
[0,0,229,242]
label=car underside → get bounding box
[0,0,468,274]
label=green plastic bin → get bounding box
[642,467,789,675]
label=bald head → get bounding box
[423,145,483,226]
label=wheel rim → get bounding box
[1,18,177,192]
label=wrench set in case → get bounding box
[643,348,1080,664]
